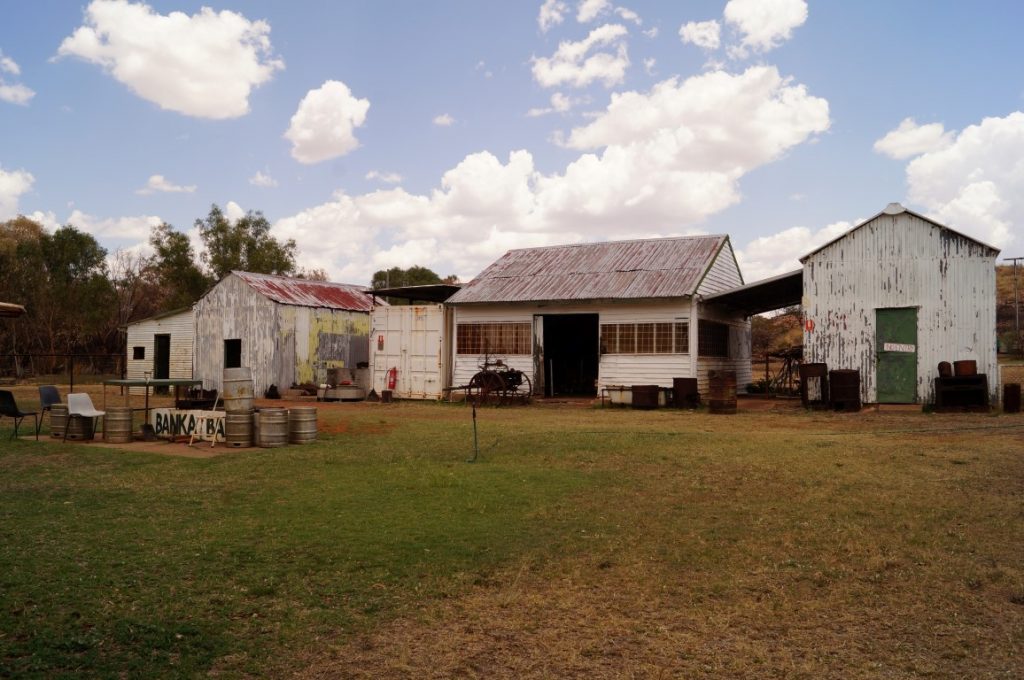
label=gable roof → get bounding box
[800,203,1000,263]
[447,235,731,304]
[232,271,377,312]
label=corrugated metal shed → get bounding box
[447,236,728,304]
[234,271,376,312]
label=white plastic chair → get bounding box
[65,393,106,442]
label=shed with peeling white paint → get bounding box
[193,272,380,396]
[800,203,1000,404]
[445,235,751,398]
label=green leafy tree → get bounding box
[196,204,296,280]
[149,222,212,310]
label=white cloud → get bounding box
[284,80,370,164]
[55,0,283,119]
[735,220,853,282]
[224,200,246,223]
[272,66,829,283]
[873,117,954,160]
[679,20,721,50]
[26,210,60,231]
[538,0,568,32]
[902,111,1024,248]
[0,83,34,105]
[433,113,455,126]
[532,23,630,89]
[527,92,577,117]
[0,165,34,219]
[643,27,659,38]
[643,57,656,75]
[615,7,642,25]
[724,0,807,55]
[0,49,34,105]
[248,170,278,188]
[577,0,611,23]
[0,50,20,75]
[365,170,403,184]
[65,209,163,241]
[135,174,196,195]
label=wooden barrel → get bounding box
[672,378,699,408]
[829,370,861,412]
[380,389,393,403]
[64,415,95,441]
[708,370,737,414]
[954,360,977,377]
[257,408,288,448]
[49,403,67,439]
[223,367,254,412]
[1003,383,1022,414]
[631,385,660,410]
[288,407,318,444]
[104,407,134,443]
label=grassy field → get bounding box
[1,396,1022,678]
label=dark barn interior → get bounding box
[542,313,599,397]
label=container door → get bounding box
[876,307,918,403]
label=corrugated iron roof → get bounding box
[234,271,377,312]
[448,235,728,304]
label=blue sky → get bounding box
[2,0,1024,284]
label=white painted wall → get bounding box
[125,309,194,395]
[802,211,998,403]
[696,239,744,296]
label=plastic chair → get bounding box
[38,385,62,413]
[0,390,39,440]
[65,393,105,442]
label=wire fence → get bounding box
[0,354,124,392]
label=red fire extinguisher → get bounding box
[386,367,397,390]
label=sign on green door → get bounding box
[876,307,918,403]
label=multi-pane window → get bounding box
[698,321,730,358]
[456,323,532,355]
[601,322,689,354]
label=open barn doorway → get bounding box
[541,313,599,397]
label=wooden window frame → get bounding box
[698,320,730,358]
[600,321,689,355]
[456,322,532,355]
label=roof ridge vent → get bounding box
[883,202,905,215]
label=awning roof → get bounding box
[702,269,803,315]
[371,284,462,303]
[0,302,27,318]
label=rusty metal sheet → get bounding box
[234,271,377,312]
[448,236,727,304]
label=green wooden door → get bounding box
[876,308,918,403]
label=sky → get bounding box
[2,0,1024,286]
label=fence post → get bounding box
[69,355,74,394]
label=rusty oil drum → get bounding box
[707,370,737,414]
[1004,384,1022,414]
[631,385,660,410]
[828,369,861,412]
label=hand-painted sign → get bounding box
[804,318,815,332]
[882,342,916,353]
[150,409,225,442]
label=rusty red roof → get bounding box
[233,271,378,312]
[448,235,728,304]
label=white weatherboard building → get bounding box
[124,308,194,394]
[445,236,752,397]
[801,203,1000,404]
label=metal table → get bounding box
[102,378,204,420]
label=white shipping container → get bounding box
[370,305,452,399]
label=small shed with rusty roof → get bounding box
[193,271,381,396]
[446,235,751,397]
